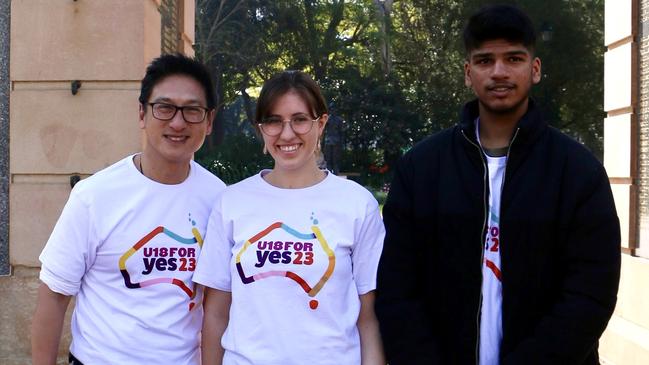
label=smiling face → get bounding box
[139,74,213,167]
[261,91,327,175]
[464,39,541,120]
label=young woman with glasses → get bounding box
[193,70,386,365]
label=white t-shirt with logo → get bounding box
[479,153,506,365]
[476,120,507,365]
[193,171,385,365]
[39,155,225,365]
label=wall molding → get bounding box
[0,0,10,276]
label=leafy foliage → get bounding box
[195,0,605,189]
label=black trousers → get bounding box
[69,353,84,365]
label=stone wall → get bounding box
[639,0,649,257]
[0,267,73,365]
[599,2,649,363]
[0,1,196,363]
[0,0,10,276]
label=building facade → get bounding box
[600,1,649,363]
[1,1,648,364]
[0,1,195,364]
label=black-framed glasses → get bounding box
[148,102,210,124]
[258,115,320,136]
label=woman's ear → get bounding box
[318,113,329,133]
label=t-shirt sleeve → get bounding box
[351,200,385,295]
[39,187,95,296]
[193,197,233,292]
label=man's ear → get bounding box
[532,57,542,84]
[205,109,215,135]
[464,60,473,88]
[138,104,146,129]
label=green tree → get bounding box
[387,0,605,157]
[194,0,606,189]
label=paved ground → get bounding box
[0,266,72,365]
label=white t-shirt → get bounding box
[193,171,385,365]
[479,154,506,365]
[476,120,507,365]
[39,155,225,365]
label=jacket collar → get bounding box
[458,98,548,149]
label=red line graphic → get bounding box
[485,259,502,281]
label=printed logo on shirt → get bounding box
[236,213,334,310]
[484,207,502,281]
[119,213,203,310]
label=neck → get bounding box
[264,164,325,189]
[477,99,528,149]
[137,152,190,185]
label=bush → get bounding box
[197,134,272,185]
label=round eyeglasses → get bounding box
[258,115,320,136]
[148,102,210,124]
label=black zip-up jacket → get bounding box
[376,99,621,365]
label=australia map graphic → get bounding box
[236,214,335,310]
[119,214,203,310]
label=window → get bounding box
[160,0,184,54]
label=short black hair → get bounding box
[138,53,215,109]
[463,4,537,55]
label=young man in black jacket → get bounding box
[375,4,621,365]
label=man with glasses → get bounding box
[31,54,225,365]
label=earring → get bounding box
[263,144,268,155]
[316,139,321,154]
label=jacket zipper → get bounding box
[490,128,519,361]
[462,127,520,364]
[461,129,489,364]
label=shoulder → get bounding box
[408,126,455,159]
[545,127,605,174]
[70,156,134,197]
[223,173,260,192]
[535,127,611,198]
[324,174,380,211]
[190,160,227,189]
[212,173,262,204]
[395,126,457,175]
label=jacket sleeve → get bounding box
[375,153,444,364]
[502,164,621,364]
